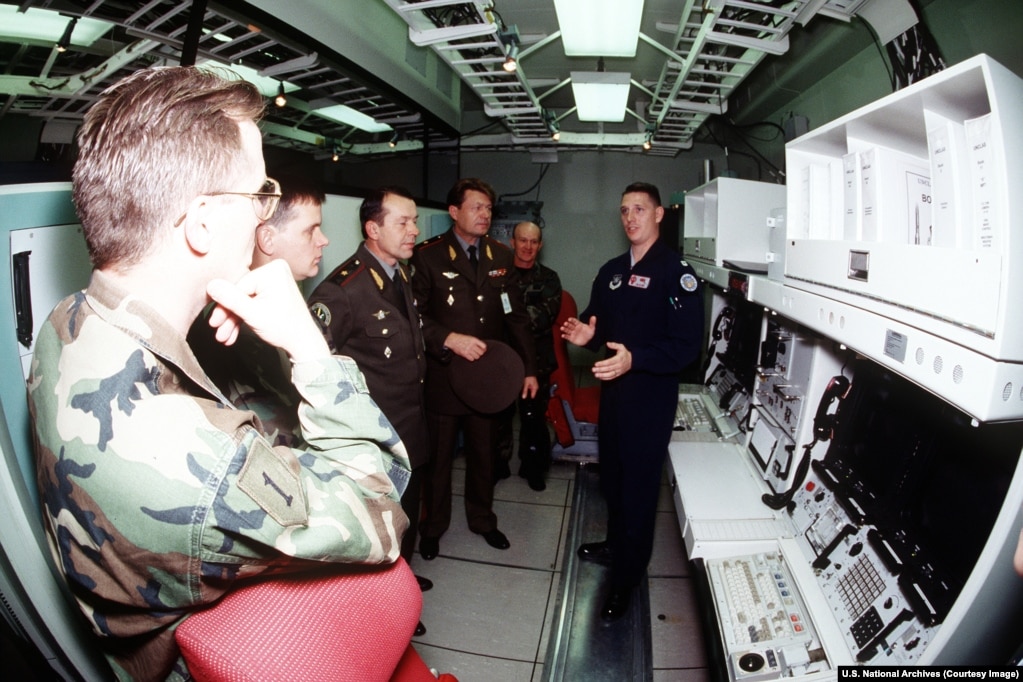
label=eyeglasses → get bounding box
[208,177,282,222]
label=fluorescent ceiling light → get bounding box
[0,5,112,47]
[312,104,393,134]
[570,71,631,122]
[553,0,644,57]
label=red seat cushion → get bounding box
[175,558,445,682]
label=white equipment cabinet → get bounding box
[783,54,1023,366]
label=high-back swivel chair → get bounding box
[546,291,600,462]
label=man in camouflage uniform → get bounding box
[28,66,410,681]
[496,221,562,491]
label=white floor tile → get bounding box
[416,558,554,661]
[649,576,709,670]
[413,441,710,681]
[649,510,690,578]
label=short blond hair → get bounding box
[73,66,265,269]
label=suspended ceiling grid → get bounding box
[384,0,869,156]
[0,0,448,157]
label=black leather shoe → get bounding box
[527,474,546,491]
[419,536,439,561]
[416,574,433,592]
[481,528,510,550]
[601,586,632,622]
[577,541,613,565]
[494,459,511,483]
[414,621,426,637]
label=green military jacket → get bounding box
[29,270,411,681]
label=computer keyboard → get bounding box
[675,394,713,431]
[707,552,813,649]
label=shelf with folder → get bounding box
[783,54,1023,363]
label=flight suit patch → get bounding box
[609,274,623,290]
[681,273,698,292]
[628,274,650,289]
[238,438,308,527]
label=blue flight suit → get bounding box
[579,239,704,590]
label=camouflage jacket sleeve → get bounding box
[30,274,411,635]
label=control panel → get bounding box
[788,468,938,665]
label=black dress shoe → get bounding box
[415,574,433,592]
[527,474,546,491]
[577,541,613,565]
[480,528,510,550]
[419,536,439,561]
[601,586,632,622]
[414,621,426,636]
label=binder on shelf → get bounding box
[964,113,998,250]
[907,170,932,246]
[800,162,834,240]
[925,113,971,249]
[858,145,930,244]
[842,151,860,241]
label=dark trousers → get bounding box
[420,411,498,538]
[496,380,551,477]
[400,464,424,563]
[598,375,677,590]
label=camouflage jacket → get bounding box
[513,262,562,381]
[28,270,411,682]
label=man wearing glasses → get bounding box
[189,174,330,447]
[28,66,410,681]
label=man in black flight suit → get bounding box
[561,182,704,622]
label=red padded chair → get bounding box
[547,291,600,461]
[175,558,456,682]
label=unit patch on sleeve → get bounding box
[310,302,331,327]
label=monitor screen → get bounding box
[716,293,762,392]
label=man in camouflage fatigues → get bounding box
[496,221,562,490]
[28,66,410,681]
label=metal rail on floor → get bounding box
[542,464,653,681]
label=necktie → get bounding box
[468,244,478,269]
[393,271,408,314]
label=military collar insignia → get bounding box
[449,245,458,261]
[370,267,385,291]
[610,274,623,290]
[485,244,493,260]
